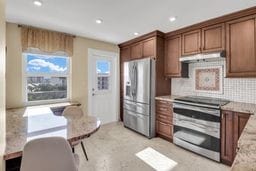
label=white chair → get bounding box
[20,137,79,171]
[62,106,89,161]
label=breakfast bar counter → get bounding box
[4,103,101,160]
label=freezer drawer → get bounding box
[124,110,150,137]
[123,100,150,115]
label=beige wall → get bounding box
[0,0,5,170]
[6,23,119,113]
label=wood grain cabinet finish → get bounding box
[182,29,201,56]
[201,23,225,52]
[119,47,130,121]
[155,100,173,141]
[221,110,234,165]
[233,112,250,155]
[221,110,250,165]
[165,35,188,77]
[142,38,156,57]
[226,15,256,77]
[130,43,142,59]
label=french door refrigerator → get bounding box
[123,58,155,138]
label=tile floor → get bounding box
[76,122,230,171]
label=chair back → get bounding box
[20,137,78,171]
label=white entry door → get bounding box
[88,49,119,124]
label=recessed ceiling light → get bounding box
[33,0,43,6]
[134,32,139,36]
[169,16,177,22]
[95,19,103,24]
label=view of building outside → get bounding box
[25,54,69,102]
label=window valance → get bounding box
[21,26,74,56]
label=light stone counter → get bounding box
[4,102,100,160]
[155,95,180,102]
[221,101,256,114]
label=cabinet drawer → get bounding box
[156,121,173,138]
[156,100,173,116]
[157,114,172,124]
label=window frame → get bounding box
[22,53,72,106]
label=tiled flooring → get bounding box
[76,122,230,171]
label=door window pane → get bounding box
[96,60,110,91]
[96,60,110,74]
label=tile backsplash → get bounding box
[172,59,256,104]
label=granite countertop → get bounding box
[221,101,256,114]
[220,102,256,171]
[155,95,180,102]
[4,102,100,160]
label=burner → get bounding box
[174,96,230,107]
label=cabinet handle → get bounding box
[236,147,240,153]
[158,115,168,119]
[159,121,169,126]
[159,107,167,111]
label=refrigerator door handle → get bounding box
[134,64,138,97]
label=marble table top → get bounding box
[4,104,100,160]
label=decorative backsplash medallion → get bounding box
[195,66,223,94]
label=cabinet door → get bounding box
[221,110,234,165]
[182,29,201,56]
[202,23,225,53]
[120,47,130,62]
[233,112,250,156]
[226,15,256,77]
[130,43,142,59]
[156,120,173,139]
[142,38,156,57]
[165,35,182,76]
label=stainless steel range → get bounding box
[173,96,229,162]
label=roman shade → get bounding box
[21,26,74,56]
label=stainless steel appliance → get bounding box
[179,51,226,63]
[173,96,229,162]
[123,58,155,138]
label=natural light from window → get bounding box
[136,147,178,171]
[24,53,70,103]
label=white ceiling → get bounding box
[6,0,256,44]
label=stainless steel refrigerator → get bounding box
[123,58,155,138]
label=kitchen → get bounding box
[119,6,256,170]
[1,1,256,171]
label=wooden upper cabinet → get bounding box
[130,42,142,59]
[182,29,201,56]
[120,46,130,62]
[201,23,225,53]
[142,38,156,57]
[226,15,256,77]
[165,35,187,77]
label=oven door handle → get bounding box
[173,103,220,117]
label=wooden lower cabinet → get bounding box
[221,110,250,165]
[155,99,173,141]
[156,121,173,139]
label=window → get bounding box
[23,53,70,104]
[96,60,110,91]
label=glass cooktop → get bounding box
[174,96,230,107]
